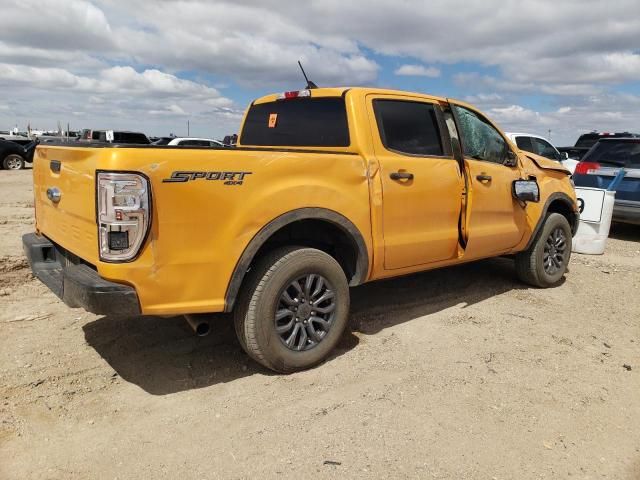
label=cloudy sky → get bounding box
[1,0,639,145]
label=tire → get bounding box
[234,246,350,373]
[3,154,25,170]
[515,213,572,288]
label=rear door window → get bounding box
[241,97,349,147]
[373,100,444,156]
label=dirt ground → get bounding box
[0,169,638,479]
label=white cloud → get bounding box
[394,64,441,77]
[148,104,188,116]
[468,93,640,146]
[2,0,114,50]
[0,64,229,99]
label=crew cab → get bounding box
[23,87,578,372]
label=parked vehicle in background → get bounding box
[152,137,225,147]
[505,132,577,173]
[0,135,32,147]
[559,131,640,161]
[572,138,640,225]
[0,138,37,170]
[23,87,578,373]
[78,130,150,144]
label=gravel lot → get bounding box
[1,169,639,479]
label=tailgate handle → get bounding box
[50,160,61,173]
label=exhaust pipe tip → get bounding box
[184,314,211,337]
[194,322,210,337]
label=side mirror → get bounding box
[504,149,518,167]
[513,179,540,203]
[561,151,569,160]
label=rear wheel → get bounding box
[515,213,572,287]
[234,246,350,373]
[3,154,25,170]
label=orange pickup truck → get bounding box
[23,87,578,372]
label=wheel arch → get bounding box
[224,208,370,312]
[524,192,579,251]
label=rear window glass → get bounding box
[240,97,349,147]
[584,141,640,168]
[373,100,443,156]
[575,134,600,148]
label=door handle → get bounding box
[476,174,492,182]
[390,171,414,181]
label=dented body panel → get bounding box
[28,87,577,316]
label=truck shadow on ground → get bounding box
[83,257,530,395]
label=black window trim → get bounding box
[372,97,453,159]
[449,102,516,168]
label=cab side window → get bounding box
[374,100,444,156]
[453,105,508,164]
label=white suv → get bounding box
[505,132,578,173]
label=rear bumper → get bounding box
[22,233,141,316]
[613,200,640,225]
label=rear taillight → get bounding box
[574,161,600,175]
[97,172,151,262]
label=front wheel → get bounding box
[3,154,25,170]
[234,246,350,373]
[515,213,572,287]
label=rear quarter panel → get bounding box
[94,147,372,314]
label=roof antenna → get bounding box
[298,60,318,89]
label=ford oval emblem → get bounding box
[46,187,61,203]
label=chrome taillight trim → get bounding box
[96,171,151,262]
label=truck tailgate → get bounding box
[33,146,99,263]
